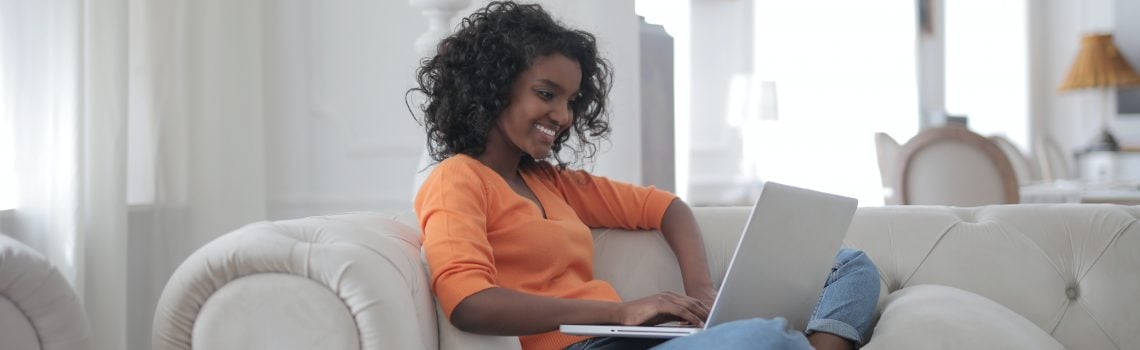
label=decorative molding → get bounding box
[408,0,473,57]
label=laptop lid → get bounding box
[705,181,858,331]
[561,182,857,338]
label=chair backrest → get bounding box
[988,135,1040,185]
[895,127,1019,206]
[1034,134,1072,182]
[874,132,902,205]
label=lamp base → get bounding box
[1085,128,1121,152]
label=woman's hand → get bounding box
[687,286,717,309]
[611,291,710,327]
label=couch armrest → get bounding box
[0,234,91,350]
[152,213,438,350]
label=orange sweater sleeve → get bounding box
[544,165,677,230]
[414,160,499,319]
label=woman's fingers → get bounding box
[662,291,710,322]
[617,292,715,326]
[657,292,708,326]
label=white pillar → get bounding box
[409,0,473,57]
[409,0,472,200]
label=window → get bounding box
[745,0,918,205]
[945,0,1029,149]
[0,65,14,210]
[638,0,918,206]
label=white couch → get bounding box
[1,234,91,350]
[152,204,1140,349]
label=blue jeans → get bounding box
[566,248,880,350]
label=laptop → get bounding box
[560,181,858,338]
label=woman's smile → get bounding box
[535,123,557,143]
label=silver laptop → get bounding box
[560,182,857,338]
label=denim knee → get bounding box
[834,248,880,304]
[835,248,875,272]
[816,248,880,343]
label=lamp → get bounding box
[1058,33,1140,152]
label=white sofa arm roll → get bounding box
[0,234,91,350]
[152,213,438,350]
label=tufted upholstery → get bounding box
[152,213,438,350]
[849,205,1139,348]
[0,234,91,350]
[154,204,1140,349]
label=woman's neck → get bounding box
[475,128,524,181]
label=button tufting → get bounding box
[1066,285,1079,300]
[955,211,977,224]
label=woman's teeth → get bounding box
[535,124,556,137]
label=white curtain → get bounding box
[1,1,127,349]
[1,1,267,349]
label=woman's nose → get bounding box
[551,104,571,125]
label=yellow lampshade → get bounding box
[1058,33,1140,91]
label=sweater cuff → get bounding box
[643,187,678,229]
[435,272,498,320]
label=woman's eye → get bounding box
[536,90,554,100]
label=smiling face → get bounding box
[485,54,582,162]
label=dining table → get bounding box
[1020,180,1140,205]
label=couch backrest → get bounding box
[590,205,1140,350]
[847,205,1138,349]
[406,204,1140,349]
[589,207,751,301]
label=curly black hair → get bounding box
[408,1,613,169]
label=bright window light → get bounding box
[945,0,1029,149]
[746,0,918,206]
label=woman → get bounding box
[410,2,879,349]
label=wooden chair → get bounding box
[874,132,902,205]
[988,135,1040,185]
[895,127,1019,205]
[1034,134,1073,183]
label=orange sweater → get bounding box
[415,154,677,350]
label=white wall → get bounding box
[1031,0,1123,158]
[264,0,641,220]
[264,1,427,219]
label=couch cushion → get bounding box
[193,273,359,350]
[866,284,1063,350]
